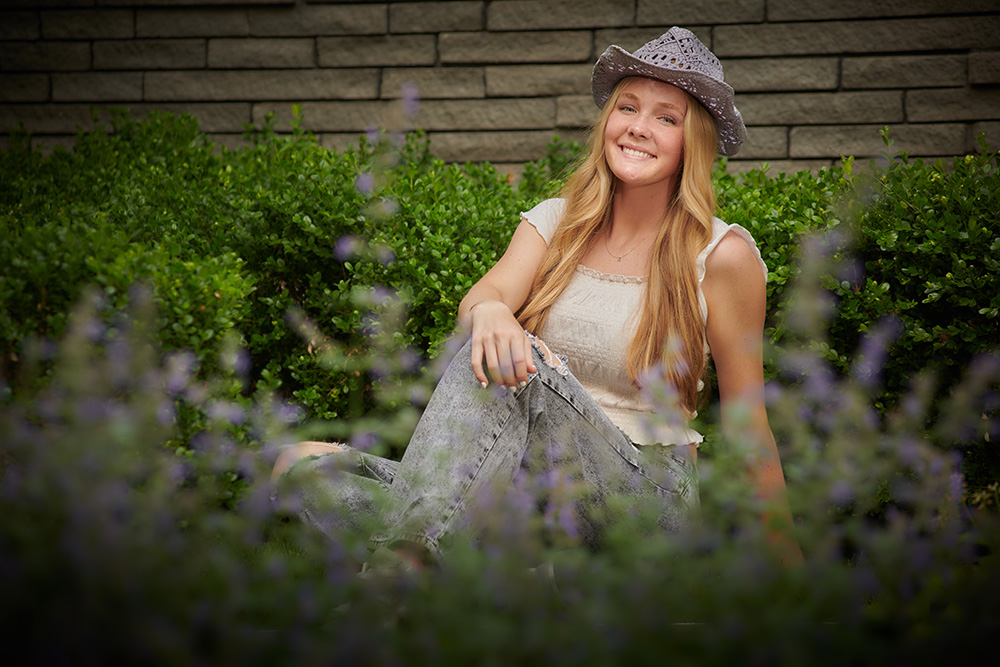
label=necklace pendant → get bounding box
[617,257,622,262]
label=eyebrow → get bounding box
[618,91,686,113]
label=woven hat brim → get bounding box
[592,45,747,157]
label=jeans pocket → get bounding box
[639,445,698,499]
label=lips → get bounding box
[621,145,655,159]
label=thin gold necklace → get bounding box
[603,228,650,262]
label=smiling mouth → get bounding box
[621,146,654,159]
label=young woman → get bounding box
[274,28,800,568]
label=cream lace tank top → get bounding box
[521,198,768,447]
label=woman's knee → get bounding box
[271,441,348,482]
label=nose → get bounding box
[628,113,650,139]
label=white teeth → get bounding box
[622,146,653,158]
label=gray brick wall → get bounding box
[2,0,999,173]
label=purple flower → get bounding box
[852,316,903,388]
[400,82,420,118]
[355,172,375,196]
[369,359,390,380]
[274,400,303,425]
[897,436,920,466]
[76,397,109,423]
[929,457,944,476]
[267,558,285,579]
[230,349,251,379]
[803,364,836,402]
[375,199,400,220]
[949,472,964,501]
[558,502,579,539]
[164,352,197,395]
[208,400,246,425]
[84,318,106,343]
[106,338,132,388]
[829,480,853,505]
[240,485,273,522]
[398,349,421,373]
[370,285,393,305]
[334,234,361,261]
[349,430,379,451]
[168,461,193,486]
[764,382,783,403]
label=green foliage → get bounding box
[0,112,548,451]
[833,134,1000,411]
[1,113,997,462]
[714,137,999,431]
[1,283,998,664]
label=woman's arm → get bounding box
[702,231,803,566]
[458,219,549,389]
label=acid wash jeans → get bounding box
[283,334,699,560]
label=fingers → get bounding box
[524,334,537,375]
[467,301,537,390]
[474,330,534,390]
[481,338,507,388]
[470,337,489,388]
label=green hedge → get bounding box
[1,112,560,450]
[1,113,997,457]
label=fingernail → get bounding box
[507,385,517,394]
[480,381,488,389]
[519,381,527,388]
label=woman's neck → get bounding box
[609,181,674,237]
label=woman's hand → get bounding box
[458,219,548,389]
[468,300,536,389]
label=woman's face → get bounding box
[603,77,687,192]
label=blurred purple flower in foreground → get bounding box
[355,172,375,196]
[334,234,361,261]
[376,244,396,265]
[165,351,197,395]
[400,82,420,118]
[350,430,379,451]
[852,316,903,388]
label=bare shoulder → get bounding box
[703,231,767,347]
[704,230,762,285]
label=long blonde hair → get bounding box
[517,77,719,415]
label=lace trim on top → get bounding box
[575,264,647,284]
